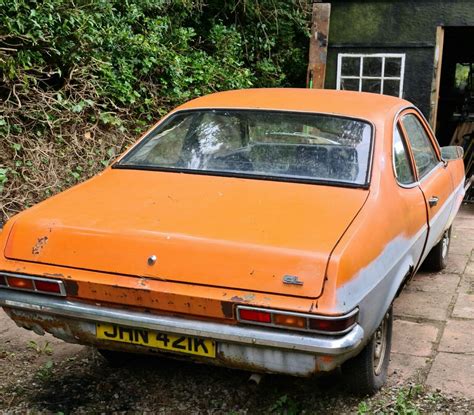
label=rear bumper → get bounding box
[0,290,364,375]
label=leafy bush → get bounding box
[0,0,311,219]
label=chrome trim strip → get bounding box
[0,290,364,355]
[236,305,358,335]
[391,105,418,189]
[0,271,66,297]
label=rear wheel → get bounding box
[343,307,393,395]
[423,227,451,272]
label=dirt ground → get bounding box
[0,207,473,414]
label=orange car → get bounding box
[0,89,465,394]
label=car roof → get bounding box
[176,88,412,123]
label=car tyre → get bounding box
[423,227,451,272]
[343,307,393,396]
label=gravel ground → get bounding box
[0,336,472,414]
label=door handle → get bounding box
[428,196,439,207]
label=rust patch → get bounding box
[220,301,234,318]
[43,273,64,278]
[63,280,79,296]
[137,278,151,289]
[228,294,254,306]
[242,294,255,302]
[32,236,48,255]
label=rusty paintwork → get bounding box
[0,89,466,378]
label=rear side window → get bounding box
[401,114,439,178]
[393,126,415,185]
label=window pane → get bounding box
[402,114,439,178]
[362,79,381,93]
[341,78,360,91]
[363,57,382,77]
[393,127,414,184]
[383,79,401,97]
[120,110,373,186]
[128,116,191,165]
[341,56,361,76]
[385,58,402,77]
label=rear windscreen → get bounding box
[117,109,373,186]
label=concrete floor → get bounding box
[391,203,474,398]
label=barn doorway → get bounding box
[436,27,474,144]
[434,26,474,197]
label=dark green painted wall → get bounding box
[325,0,474,117]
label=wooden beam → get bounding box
[306,2,331,89]
[429,26,444,130]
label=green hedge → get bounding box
[1,0,310,114]
[0,0,311,219]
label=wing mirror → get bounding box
[441,146,464,161]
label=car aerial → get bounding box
[0,89,466,395]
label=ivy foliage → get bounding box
[1,0,310,114]
[0,0,311,219]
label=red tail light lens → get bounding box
[239,308,272,323]
[34,280,62,294]
[237,306,358,335]
[0,272,65,296]
[309,314,358,332]
[8,276,34,290]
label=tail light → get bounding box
[237,305,358,335]
[0,272,66,296]
[34,279,63,294]
[239,308,271,323]
[8,276,34,290]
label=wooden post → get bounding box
[429,26,444,130]
[306,1,331,89]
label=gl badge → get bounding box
[282,275,303,286]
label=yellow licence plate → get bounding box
[96,323,216,358]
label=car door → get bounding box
[399,110,454,262]
[392,124,428,269]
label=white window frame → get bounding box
[336,53,406,98]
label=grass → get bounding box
[27,340,53,356]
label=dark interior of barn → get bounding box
[436,27,473,186]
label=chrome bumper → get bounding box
[0,290,364,373]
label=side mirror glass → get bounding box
[441,146,464,161]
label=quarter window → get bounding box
[401,114,439,178]
[393,126,415,185]
[337,54,405,97]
